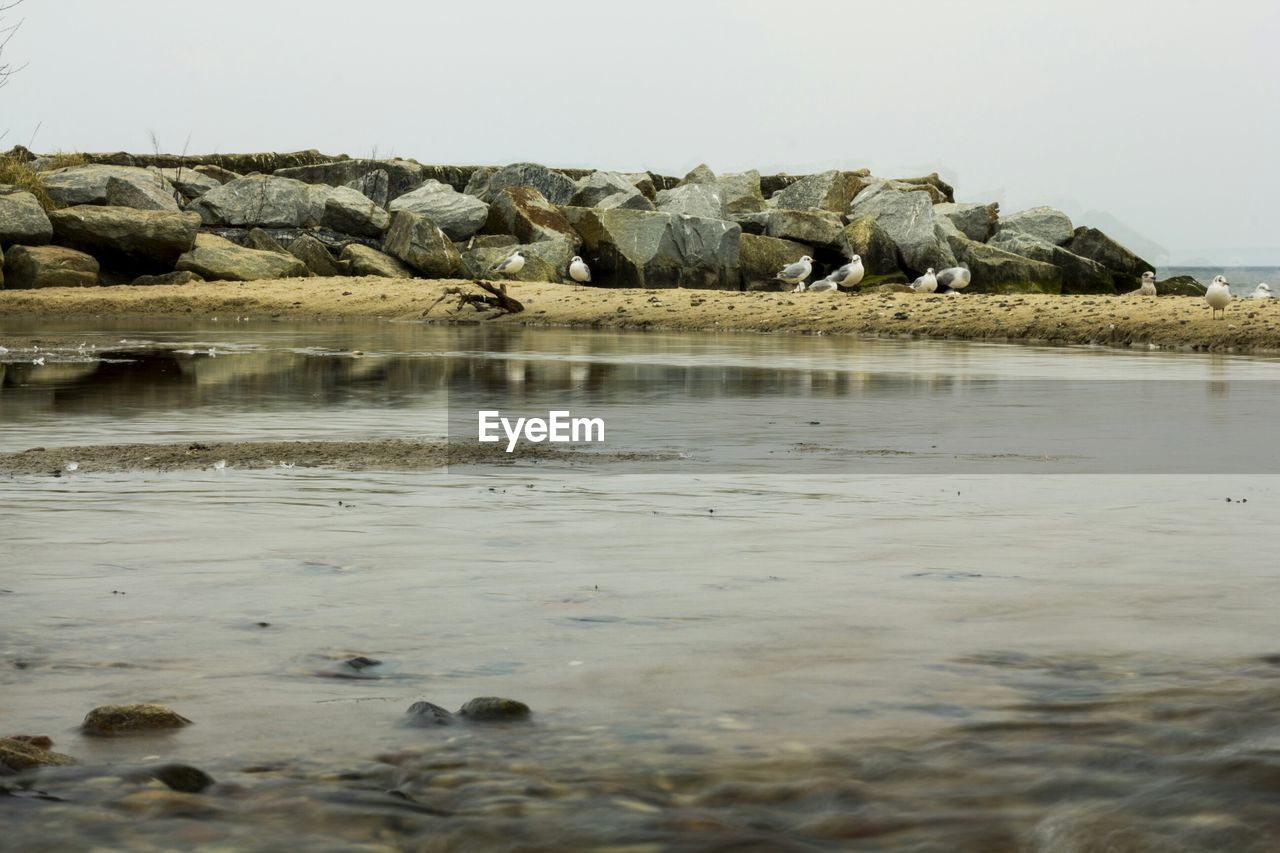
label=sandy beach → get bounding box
[3,277,1279,353]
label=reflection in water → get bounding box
[3,320,1280,848]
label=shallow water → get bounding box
[3,320,1280,850]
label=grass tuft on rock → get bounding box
[0,152,54,209]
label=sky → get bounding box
[1,0,1277,264]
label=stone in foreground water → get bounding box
[457,697,531,722]
[81,704,192,736]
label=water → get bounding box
[4,321,1280,850]
[1161,266,1279,295]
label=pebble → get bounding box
[81,704,192,736]
[458,697,532,722]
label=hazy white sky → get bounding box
[2,0,1277,263]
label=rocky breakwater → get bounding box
[0,146,1187,295]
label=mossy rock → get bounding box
[0,736,75,771]
[457,697,531,722]
[1157,275,1207,296]
[81,703,192,736]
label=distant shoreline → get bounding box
[2,277,1279,354]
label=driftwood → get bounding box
[423,280,525,318]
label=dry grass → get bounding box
[0,149,86,209]
[40,150,87,170]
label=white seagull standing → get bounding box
[1127,271,1157,296]
[569,255,591,284]
[911,268,938,293]
[805,275,839,293]
[830,255,865,288]
[935,266,971,294]
[1250,283,1272,299]
[491,250,526,278]
[776,255,813,291]
[1205,275,1232,319]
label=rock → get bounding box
[654,183,724,219]
[622,172,659,200]
[81,703,192,736]
[104,175,178,211]
[192,164,241,185]
[838,216,900,277]
[188,175,324,228]
[849,185,957,273]
[461,234,520,250]
[679,163,717,185]
[998,206,1074,245]
[770,170,868,213]
[41,165,180,211]
[760,173,804,198]
[403,701,457,727]
[321,185,391,237]
[988,231,1115,293]
[288,233,342,277]
[0,190,53,245]
[934,202,999,242]
[715,170,767,215]
[176,233,309,281]
[389,180,490,240]
[131,270,203,286]
[457,697,531,722]
[47,205,201,261]
[344,169,389,207]
[484,186,581,248]
[892,172,955,203]
[762,208,843,248]
[0,736,75,771]
[562,207,740,289]
[141,763,216,793]
[1067,226,1156,280]
[3,244,99,288]
[739,233,812,290]
[570,171,654,211]
[340,243,415,278]
[945,232,1063,293]
[462,239,573,283]
[382,210,463,277]
[244,227,291,254]
[151,167,222,200]
[470,162,576,205]
[1157,275,1207,296]
[461,166,501,199]
[274,159,425,202]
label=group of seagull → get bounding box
[485,247,1271,320]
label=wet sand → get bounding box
[3,277,1279,352]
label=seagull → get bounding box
[65,461,79,472]
[491,250,526,278]
[569,255,591,284]
[213,459,228,471]
[1126,271,1157,296]
[935,266,971,294]
[911,268,938,293]
[1250,283,1272,299]
[776,256,813,291]
[32,357,45,366]
[830,255,865,288]
[1205,275,1232,319]
[805,275,839,293]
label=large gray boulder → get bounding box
[41,165,180,211]
[382,210,463,278]
[345,169,389,207]
[849,184,956,272]
[468,162,576,205]
[188,175,323,228]
[340,243,415,278]
[934,202,999,243]
[563,207,740,289]
[998,206,1074,245]
[484,186,581,248]
[838,216,900,278]
[287,233,342,277]
[389,180,489,240]
[320,185,391,237]
[770,170,868,213]
[0,190,53,245]
[715,170,767,215]
[192,164,241,185]
[654,183,724,219]
[3,244,99,288]
[47,205,201,260]
[739,233,812,290]
[274,159,425,202]
[678,163,717,185]
[762,208,843,248]
[150,167,222,201]
[462,239,573,283]
[891,172,955,203]
[941,227,1063,293]
[988,231,1116,293]
[176,233,309,281]
[570,171,654,211]
[1067,227,1155,280]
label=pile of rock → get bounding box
[0,148,1169,294]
